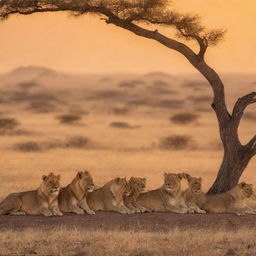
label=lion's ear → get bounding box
[199,177,202,182]
[84,170,89,176]
[240,182,246,188]
[164,172,168,178]
[42,175,47,181]
[57,174,61,181]
[77,171,83,179]
[116,177,121,183]
[142,178,146,183]
[130,177,135,182]
[179,172,190,180]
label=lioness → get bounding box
[0,172,62,216]
[198,182,256,215]
[124,177,149,213]
[182,173,206,214]
[87,177,131,214]
[58,171,95,215]
[136,173,190,213]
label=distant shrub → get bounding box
[0,118,19,130]
[14,141,42,152]
[88,90,125,100]
[159,135,194,150]
[65,136,90,148]
[28,101,57,113]
[57,114,82,124]
[110,121,138,129]
[170,112,199,125]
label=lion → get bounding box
[124,177,149,213]
[0,172,62,216]
[58,171,95,215]
[87,177,131,214]
[197,182,256,215]
[182,173,206,214]
[136,173,190,213]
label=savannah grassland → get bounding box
[0,67,256,255]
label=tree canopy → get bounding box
[0,0,224,58]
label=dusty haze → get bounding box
[0,0,256,73]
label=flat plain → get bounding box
[0,67,255,255]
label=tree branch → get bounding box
[245,135,256,157]
[232,91,256,127]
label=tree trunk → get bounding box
[208,146,254,194]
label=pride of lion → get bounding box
[1,170,256,216]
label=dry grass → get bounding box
[0,227,255,256]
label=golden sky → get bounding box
[0,0,255,74]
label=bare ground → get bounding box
[0,212,255,232]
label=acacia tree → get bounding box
[1,0,255,194]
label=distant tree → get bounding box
[1,0,255,194]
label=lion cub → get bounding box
[87,177,131,214]
[198,182,256,215]
[124,177,149,213]
[137,173,190,213]
[58,171,95,215]
[0,172,62,216]
[182,173,206,214]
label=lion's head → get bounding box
[41,172,61,196]
[237,182,254,198]
[182,173,202,195]
[75,171,94,193]
[110,177,131,197]
[163,173,183,194]
[129,177,146,194]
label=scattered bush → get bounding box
[170,112,199,125]
[13,136,92,152]
[110,121,138,129]
[0,118,19,130]
[88,90,125,101]
[27,101,57,113]
[127,99,152,107]
[159,135,194,150]
[65,136,90,148]
[13,141,42,152]
[57,114,82,124]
